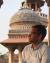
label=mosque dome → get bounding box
[10,8,41,24]
[10,8,47,27]
[9,8,47,35]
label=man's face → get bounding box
[29,27,42,44]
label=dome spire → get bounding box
[21,1,32,9]
[21,0,45,11]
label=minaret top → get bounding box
[21,0,45,11]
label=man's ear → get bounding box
[39,34,42,40]
[40,34,45,41]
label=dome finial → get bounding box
[21,0,45,11]
[21,1,32,9]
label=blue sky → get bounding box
[0,0,49,55]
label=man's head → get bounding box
[29,25,47,44]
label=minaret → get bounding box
[45,0,50,46]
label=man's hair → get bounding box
[32,25,47,41]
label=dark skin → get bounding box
[29,27,42,49]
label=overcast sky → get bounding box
[0,0,49,55]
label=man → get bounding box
[22,25,50,63]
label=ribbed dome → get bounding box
[10,8,47,27]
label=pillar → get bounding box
[8,48,15,63]
[35,2,38,11]
[18,48,23,63]
[48,5,50,46]
[46,0,50,46]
